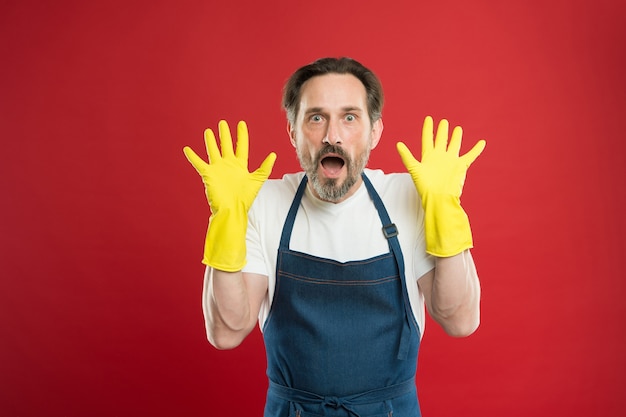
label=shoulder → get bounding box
[258,172,303,195]
[364,169,421,224]
[251,172,304,211]
[363,169,416,197]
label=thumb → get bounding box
[460,140,486,168]
[252,152,277,180]
[183,146,207,173]
[396,142,418,169]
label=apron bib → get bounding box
[263,174,421,417]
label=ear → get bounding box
[370,118,384,149]
[287,121,296,147]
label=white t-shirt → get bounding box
[243,168,435,336]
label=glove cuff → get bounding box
[421,193,474,257]
[202,207,248,272]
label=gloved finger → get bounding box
[183,146,208,173]
[252,152,277,180]
[218,120,235,159]
[434,118,449,151]
[235,120,249,164]
[460,139,486,168]
[421,116,434,158]
[396,142,419,169]
[448,126,463,156]
[204,128,221,164]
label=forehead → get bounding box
[298,73,367,112]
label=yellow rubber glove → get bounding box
[397,116,485,257]
[183,120,276,271]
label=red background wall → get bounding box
[1,0,625,415]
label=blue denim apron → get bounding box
[263,173,421,417]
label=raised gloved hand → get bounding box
[397,116,485,257]
[183,120,276,271]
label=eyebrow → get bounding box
[304,106,365,114]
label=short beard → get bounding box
[297,144,371,203]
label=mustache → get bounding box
[316,145,349,163]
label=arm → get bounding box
[418,250,480,337]
[183,120,276,349]
[397,116,485,336]
[202,268,268,349]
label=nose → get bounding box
[323,119,342,145]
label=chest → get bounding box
[289,192,391,262]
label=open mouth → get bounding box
[320,156,346,176]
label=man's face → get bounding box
[289,73,383,203]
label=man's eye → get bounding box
[310,115,322,122]
[345,114,356,122]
